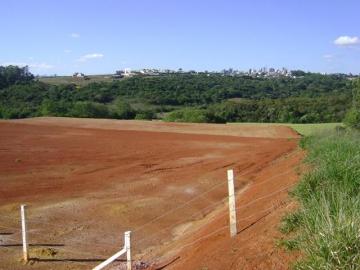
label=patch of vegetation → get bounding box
[229,123,344,136]
[280,210,303,234]
[277,238,301,251]
[281,129,360,269]
[164,108,209,123]
[135,110,156,120]
[284,123,344,136]
[31,247,58,259]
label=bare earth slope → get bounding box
[11,117,299,138]
[0,118,302,270]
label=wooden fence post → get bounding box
[125,231,131,270]
[227,170,237,237]
[20,204,29,262]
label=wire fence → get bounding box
[0,152,299,269]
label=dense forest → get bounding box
[0,65,355,123]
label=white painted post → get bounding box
[125,231,131,270]
[20,204,29,262]
[91,231,130,270]
[227,170,237,237]
[92,248,126,270]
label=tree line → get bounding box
[0,65,355,123]
[165,95,350,123]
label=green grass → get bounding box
[283,123,343,136]
[281,129,360,269]
[229,122,343,136]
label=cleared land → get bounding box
[38,75,116,86]
[0,118,303,270]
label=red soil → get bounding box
[0,118,302,270]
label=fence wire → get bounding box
[0,149,300,269]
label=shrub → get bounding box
[135,110,156,120]
[39,99,71,116]
[70,101,110,118]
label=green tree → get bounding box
[0,65,34,89]
[344,80,360,129]
[112,98,135,119]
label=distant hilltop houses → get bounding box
[72,72,89,80]
[110,67,296,78]
[112,68,135,79]
[63,68,359,80]
[112,68,178,79]
[245,67,293,78]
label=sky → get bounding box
[0,0,359,75]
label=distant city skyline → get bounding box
[1,0,359,75]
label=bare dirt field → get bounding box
[0,117,303,270]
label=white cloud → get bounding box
[77,53,104,62]
[334,36,359,46]
[64,49,72,53]
[70,33,80,38]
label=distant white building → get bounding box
[124,68,133,77]
[73,72,85,78]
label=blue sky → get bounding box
[1,0,359,75]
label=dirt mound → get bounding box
[0,119,302,269]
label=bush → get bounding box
[39,99,71,116]
[70,101,110,118]
[0,104,34,119]
[135,110,156,120]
